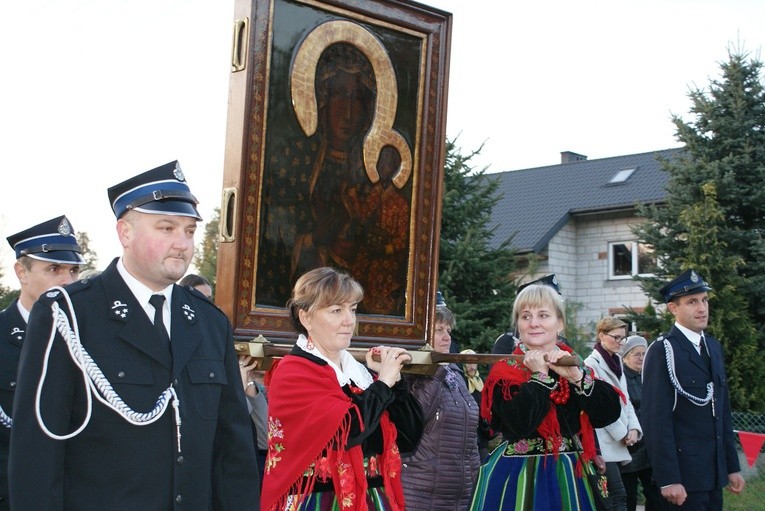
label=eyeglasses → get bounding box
[603,332,627,343]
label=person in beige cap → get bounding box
[619,335,663,511]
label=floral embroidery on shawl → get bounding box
[261,355,405,511]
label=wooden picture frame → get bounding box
[217,0,451,348]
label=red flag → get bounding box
[737,430,765,468]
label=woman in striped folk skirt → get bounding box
[470,283,622,510]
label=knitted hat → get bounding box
[620,335,647,357]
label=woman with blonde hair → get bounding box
[470,284,621,510]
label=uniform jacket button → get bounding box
[177,455,184,464]
[9,382,15,387]
[118,371,125,378]
[173,379,179,386]
[176,495,182,503]
[209,372,215,378]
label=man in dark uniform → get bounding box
[0,216,85,510]
[492,274,567,354]
[9,162,260,510]
[642,269,745,510]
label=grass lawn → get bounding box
[723,474,764,510]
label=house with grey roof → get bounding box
[489,147,682,329]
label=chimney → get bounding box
[560,151,587,164]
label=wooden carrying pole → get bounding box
[234,337,582,375]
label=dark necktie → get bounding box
[148,294,170,348]
[700,336,711,368]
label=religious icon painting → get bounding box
[217,0,451,348]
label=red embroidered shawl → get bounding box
[261,355,404,511]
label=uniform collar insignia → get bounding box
[46,290,61,299]
[182,303,195,322]
[111,300,129,319]
[10,327,24,341]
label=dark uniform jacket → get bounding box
[0,301,25,511]
[9,259,260,510]
[641,326,740,492]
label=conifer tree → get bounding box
[680,184,762,410]
[0,264,12,310]
[75,231,98,271]
[636,50,765,312]
[438,139,516,353]
[193,208,220,288]
[634,50,765,410]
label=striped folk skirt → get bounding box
[469,440,605,511]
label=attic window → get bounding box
[609,167,636,184]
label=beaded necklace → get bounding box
[549,376,570,404]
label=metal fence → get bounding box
[733,411,765,434]
[732,411,764,481]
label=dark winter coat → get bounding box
[401,364,481,510]
[620,365,649,473]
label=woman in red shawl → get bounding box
[470,283,622,511]
[261,267,423,511]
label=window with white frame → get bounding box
[608,241,655,279]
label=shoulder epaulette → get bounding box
[64,278,92,295]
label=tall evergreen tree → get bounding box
[0,263,12,310]
[193,207,220,288]
[76,231,98,271]
[636,50,765,312]
[633,50,765,411]
[438,139,516,353]
[682,184,762,410]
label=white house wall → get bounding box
[543,214,650,331]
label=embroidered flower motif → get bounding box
[340,494,355,508]
[367,456,378,477]
[268,416,284,440]
[337,461,352,490]
[336,461,356,508]
[315,456,331,480]
[265,417,285,473]
[505,437,559,456]
[597,475,609,497]
[387,444,401,478]
[513,439,530,454]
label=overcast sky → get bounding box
[1,0,763,288]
